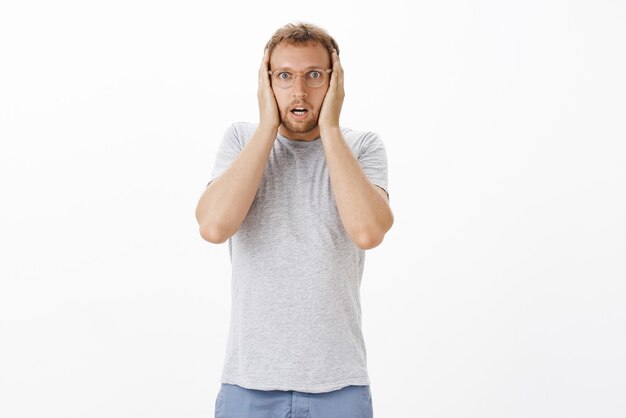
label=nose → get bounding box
[291,75,308,98]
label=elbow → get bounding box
[354,215,394,250]
[354,227,386,250]
[199,222,230,244]
[356,233,384,250]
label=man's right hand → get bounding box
[196,50,282,243]
[257,48,280,131]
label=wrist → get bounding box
[319,124,341,138]
[258,122,279,135]
[256,123,279,142]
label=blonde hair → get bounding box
[265,22,340,63]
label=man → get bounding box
[195,22,393,418]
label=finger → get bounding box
[264,48,270,67]
[328,50,337,86]
[259,49,271,85]
[334,50,343,74]
[331,49,344,86]
[258,50,265,82]
[261,49,270,73]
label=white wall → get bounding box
[1,1,624,417]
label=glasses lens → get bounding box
[272,71,292,88]
[305,70,325,87]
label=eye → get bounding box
[277,72,291,80]
[308,70,322,79]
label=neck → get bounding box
[278,125,321,141]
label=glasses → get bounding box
[268,68,332,89]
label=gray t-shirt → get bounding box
[208,122,389,393]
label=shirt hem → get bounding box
[220,375,371,393]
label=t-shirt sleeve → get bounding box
[206,123,244,186]
[358,132,390,201]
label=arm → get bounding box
[319,50,394,250]
[195,124,277,243]
[320,127,394,250]
[195,49,280,243]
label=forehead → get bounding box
[269,41,330,70]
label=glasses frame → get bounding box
[268,68,333,89]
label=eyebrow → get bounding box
[273,66,326,71]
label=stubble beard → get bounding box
[280,109,318,134]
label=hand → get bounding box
[257,48,280,131]
[318,49,345,131]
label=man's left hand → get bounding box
[319,49,344,131]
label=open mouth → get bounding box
[291,107,308,116]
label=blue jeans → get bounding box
[214,383,374,418]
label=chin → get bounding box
[281,115,318,134]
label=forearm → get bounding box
[320,126,394,249]
[195,124,277,243]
